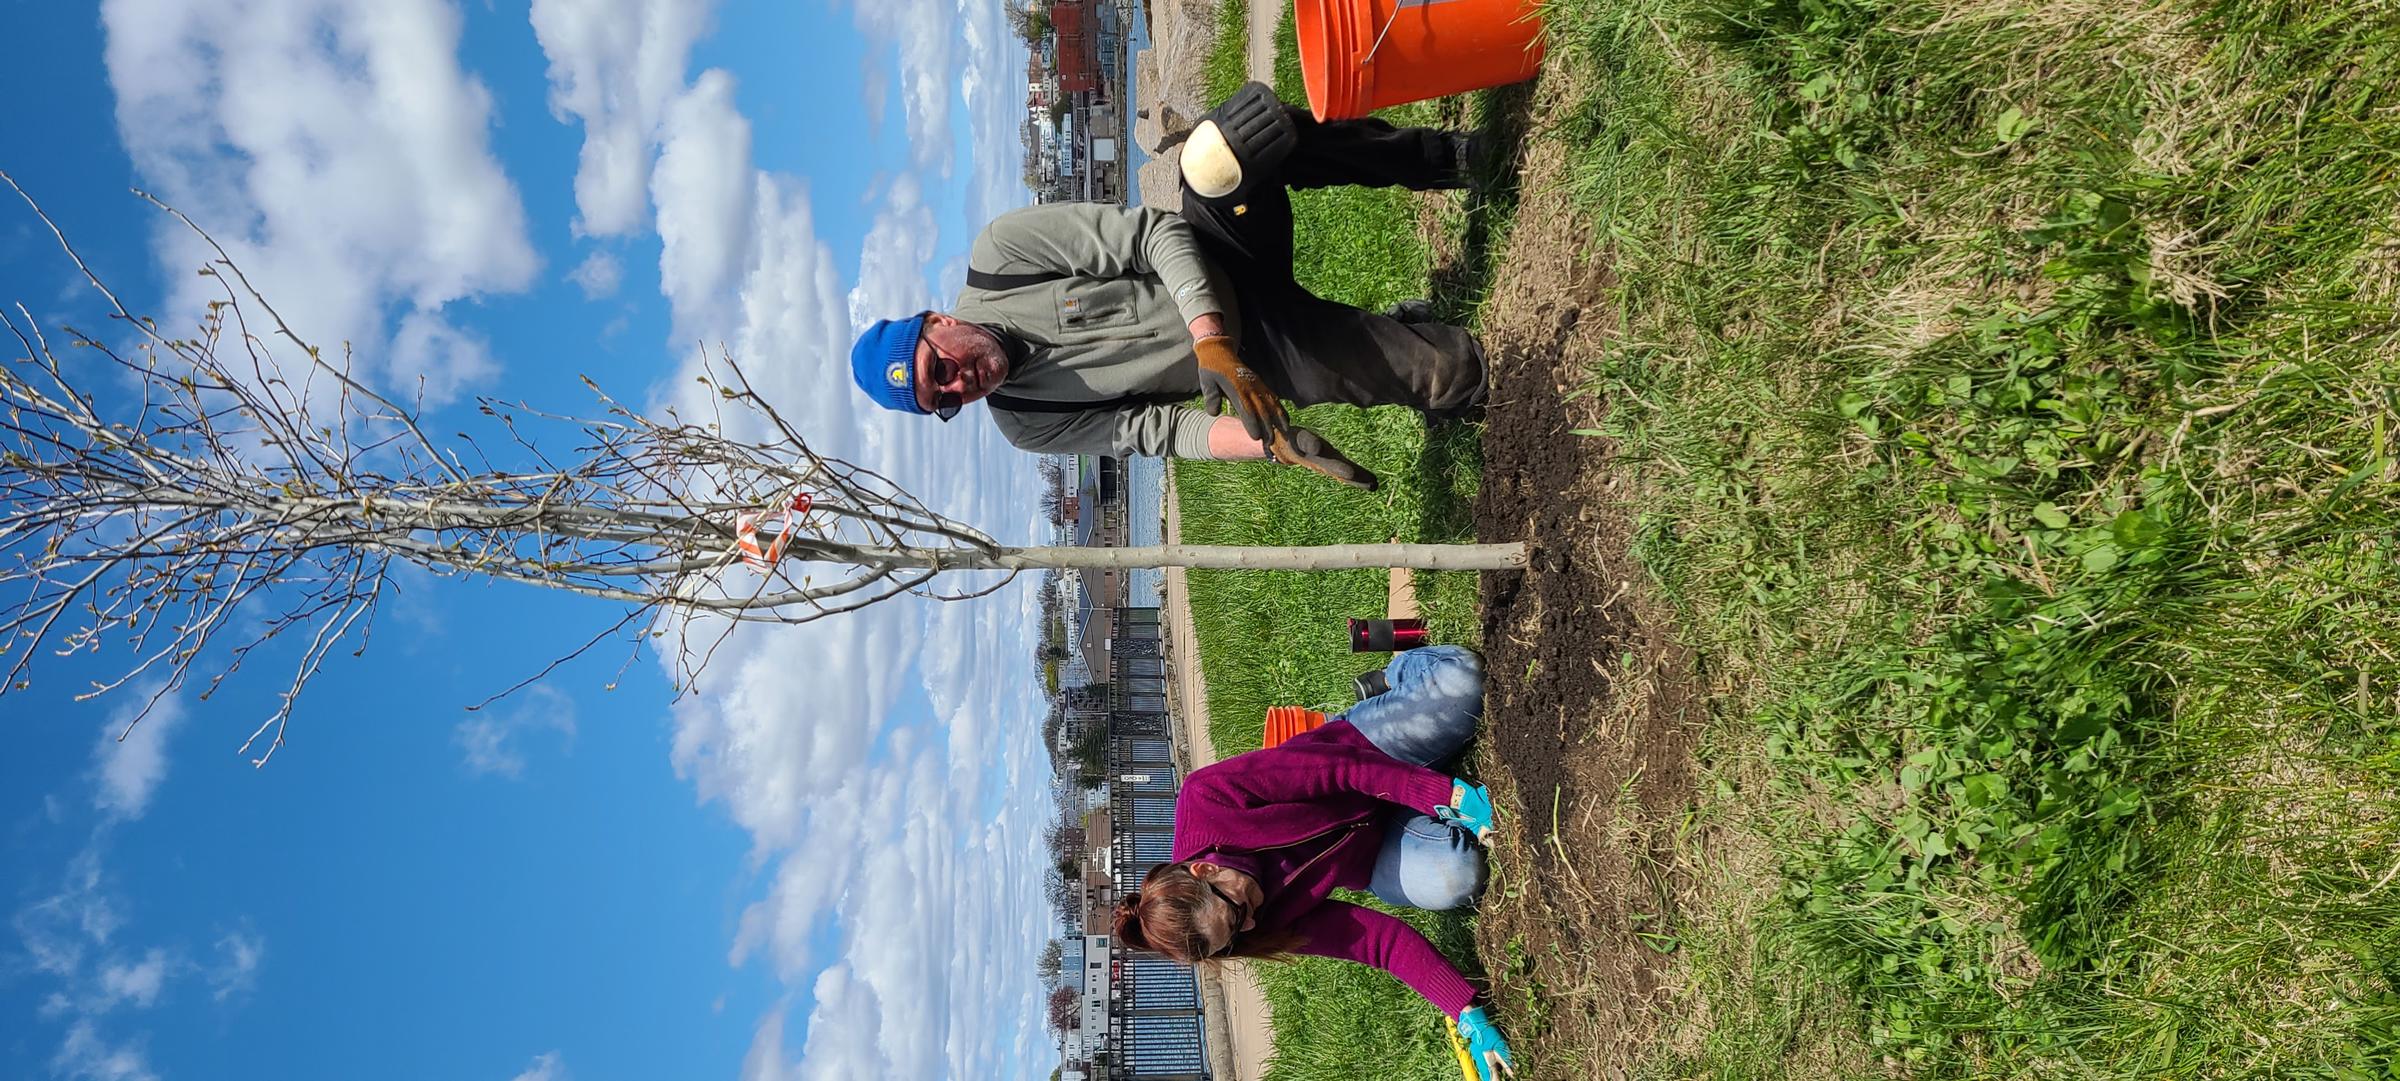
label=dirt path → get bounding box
[1246,0,1279,85]
[1161,470,1277,1081]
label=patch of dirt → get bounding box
[1462,127,1705,1079]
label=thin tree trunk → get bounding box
[900,543,1529,572]
[0,175,1537,751]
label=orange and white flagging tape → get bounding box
[735,492,815,571]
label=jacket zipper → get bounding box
[1277,824,1365,882]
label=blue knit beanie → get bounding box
[850,314,929,414]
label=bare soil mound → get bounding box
[1466,137,1703,1079]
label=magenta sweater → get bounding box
[1171,720,1477,1014]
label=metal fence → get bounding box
[1098,605,1210,1079]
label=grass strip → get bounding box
[1176,15,1496,1081]
[1537,0,2400,1073]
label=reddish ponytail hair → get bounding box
[1112,861,1306,964]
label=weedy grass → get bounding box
[1176,415,1483,1081]
[1203,0,1249,105]
[1246,910,1484,1081]
[1173,13,1494,1081]
[1177,402,1485,731]
[1213,4,1443,311]
[1539,0,2400,1074]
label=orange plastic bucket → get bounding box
[1293,0,1546,120]
[1262,706,1328,749]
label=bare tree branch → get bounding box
[0,174,1526,760]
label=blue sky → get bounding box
[0,2,1059,1079]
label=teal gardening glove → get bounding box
[1456,1005,1517,1080]
[1437,779,1496,841]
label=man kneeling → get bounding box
[848,82,1489,489]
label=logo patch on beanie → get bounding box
[886,361,909,388]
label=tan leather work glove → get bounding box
[1193,335,1292,445]
[1268,426,1380,491]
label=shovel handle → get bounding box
[1446,1016,1479,1081]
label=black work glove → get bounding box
[1268,426,1380,491]
[1194,335,1292,445]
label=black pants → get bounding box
[1176,102,1487,416]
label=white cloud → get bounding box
[648,189,1058,1081]
[794,964,888,1075]
[101,0,539,408]
[670,613,917,856]
[843,0,1024,203]
[96,948,171,1010]
[849,0,959,172]
[735,1006,789,1081]
[14,852,267,1081]
[724,727,1057,1080]
[954,0,1032,224]
[653,70,760,339]
[860,56,890,130]
[725,762,909,975]
[456,685,579,778]
[13,848,117,981]
[612,11,1053,1078]
[390,310,503,408]
[845,174,940,334]
[11,850,260,1074]
[529,0,715,236]
[209,929,266,1002]
[20,784,262,1073]
[92,691,186,822]
[645,67,910,853]
[509,1051,570,1081]
[570,250,626,299]
[52,1022,158,1081]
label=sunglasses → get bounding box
[924,338,965,421]
[1204,881,1249,958]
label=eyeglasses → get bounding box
[1204,881,1249,958]
[923,338,964,421]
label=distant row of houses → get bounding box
[1057,622,1208,1081]
[1053,453,1211,1081]
[1025,0,1133,204]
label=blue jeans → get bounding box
[1344,645,1488,910]
[1344,645,1483,768]
[1368,810,1488,910]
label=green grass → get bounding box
[1203,0,1249,105]
[1180,0,2400,1074]
[1274,9,1441,313]
[1531,0,2400,1074]
[1199,3,1448,315]
[1178,407,1483,746]
[1176,414,1483,1081]
[1175,425,1484,1081]
[1174,14,1502,1081]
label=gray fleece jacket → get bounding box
[950,203,1241,458]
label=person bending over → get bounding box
[848,82,1488,490]
[1112,645,1516,1079]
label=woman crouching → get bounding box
[1112,645,1516,1080]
